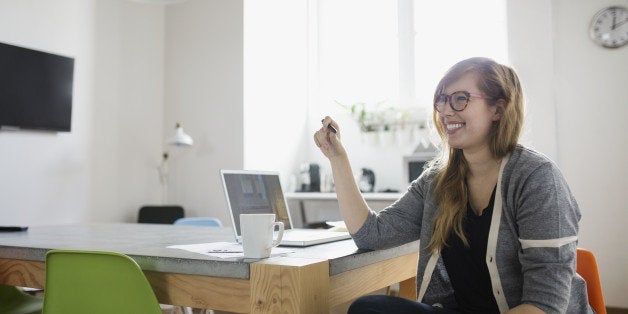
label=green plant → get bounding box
[336,100,393,132]
[336,100,429,136]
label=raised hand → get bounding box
[313,116,346,160]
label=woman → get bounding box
[313,57,592,313]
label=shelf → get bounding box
[285,192,402,202]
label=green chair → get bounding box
[0,284,43,314]
[42,250,162,314]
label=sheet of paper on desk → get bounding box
[326,220,348,232]
[167,242,294,259]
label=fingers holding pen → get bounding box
[313,121,330,149]
[315,116,345,159]
[321,116,340,138]
[319,116,340,145]
[321,117,338,134]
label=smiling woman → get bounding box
[314,57,593,313]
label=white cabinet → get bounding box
[285,192,402,228]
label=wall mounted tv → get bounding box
[0,42,74,132]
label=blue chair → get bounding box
[174,217,222,227]
[173,217,222,314]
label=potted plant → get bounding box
[336,100,429,146]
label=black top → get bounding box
[441,186,499,314]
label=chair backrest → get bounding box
[0,284,43,314]
[42,250,162,314]
[138,205,184,224]
[174,217,223,227]
[576,248,606,314]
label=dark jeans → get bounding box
[348,295,461,314]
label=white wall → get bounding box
[0,0,165,225]
[90,0,165,222]
[553,0,628,307]
[508,0,628,307]
[0,0,92,224]
[0,0,243,227]
[164,0,243,226]
[506,0,558,160]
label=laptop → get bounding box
[220,169,351,247]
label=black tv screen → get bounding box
[0,42,74,132]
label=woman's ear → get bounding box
[493,99,506,121]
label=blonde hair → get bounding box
[426,57,524,253]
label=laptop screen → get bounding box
[221,171,292,236]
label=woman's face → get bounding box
[437,73,501,154]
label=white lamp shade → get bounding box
[167,123,194,147]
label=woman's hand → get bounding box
[313,116,369,233]
[314,116,346,160]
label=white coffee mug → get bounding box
[240,214,284,258]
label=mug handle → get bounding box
[270,221,284,248]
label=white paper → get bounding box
[326,220,348,232]
[167,242,294,259]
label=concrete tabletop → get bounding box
[0,223,419,279]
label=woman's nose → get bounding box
[439,102,456,116]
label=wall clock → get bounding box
[589,6,628,48]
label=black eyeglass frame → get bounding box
[433,90,493,112]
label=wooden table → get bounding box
[0,223,418,313]
[0,224,418,313]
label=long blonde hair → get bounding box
[426,57,524,253]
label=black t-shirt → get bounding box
[441,186,500,314]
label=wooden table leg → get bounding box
[145,271,250,313]
[250,257,329,314]
[398,276,417,300]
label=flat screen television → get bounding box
[0,42,74,132]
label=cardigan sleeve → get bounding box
[514,161,581,313]
[351,170,432,250]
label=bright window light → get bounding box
[413,0,508,106]
[314,0,507,111]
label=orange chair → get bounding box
[576,248,606,314]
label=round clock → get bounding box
[589,6,628,48]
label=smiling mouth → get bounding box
[446,123,465,131]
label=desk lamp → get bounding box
[158,123,193,204]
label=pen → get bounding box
[321,119,337,133]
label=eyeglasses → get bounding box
[434,91,493,112]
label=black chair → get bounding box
[137,206,184,224]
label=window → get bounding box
[311,0,507,118]
[243,0,508,190]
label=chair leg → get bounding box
[182,306,193,314]
[177,305,215,314]
[159,304,177,314]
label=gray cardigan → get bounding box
[352,145,593,313]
